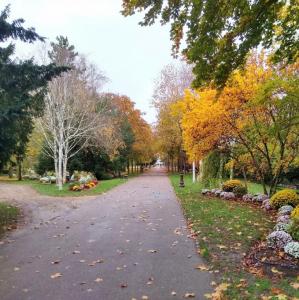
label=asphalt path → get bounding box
[0,168,212,300]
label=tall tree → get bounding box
[39,37,108,190]
[153,62,193,171]
[122,0,299,88]
[0,5,65,174]
[179,54,299,194]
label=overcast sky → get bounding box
[3,0,177,124]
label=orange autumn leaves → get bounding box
[171,54,296,162]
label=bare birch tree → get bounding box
[37,37,109,190]
[152,61,194,109]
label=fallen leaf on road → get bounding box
[184,292,195,298]
[141,296,149,300]
[14,267,20,271]
[72,250,80,254]
[50,272,62,279]
[120,283,128,288]
[174,228,182,235]
[147,277,154,285]
[195,264,209,271]
[147,249,157,253]
[51,260,60,265]
[171,291,176,296]
[95,278,103,283]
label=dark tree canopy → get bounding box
[48,35,78,67]
[122,0,299,88]
[0,5,66,170]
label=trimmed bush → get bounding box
[262,199,271,211]
[274,222,290,232]
[288,219,299,241]
[243,194,254,202]
[270,189,299,209]
[291,205,299,220]
[233,185,247,197]
[267,231,292,249]
[284,242,299,258]
[277,215,290,224]
[278,205,294,216]
[222,179,243,192]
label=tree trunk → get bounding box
[192,161,196,183]
[63,157,68,183]
[269,174,280,196]
[230,164,234,180]
[8,165,13,178]
[242,167,248,190]
[58,146,63,191]
[198,160,203,182]
[54,156,58,185]
[127,160,130,174]
[219,152,224,184]
[17,156,22,181]
[261,178,268,196]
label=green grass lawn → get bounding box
[0,203,19,236]
[245,181,266,194]
[1,177,127,197]
[170,174,299,300]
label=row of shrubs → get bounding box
[202,179,299,259]
[222,179,299,208]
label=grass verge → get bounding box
[170,174,299,299]
[1,177,127,197]
[0,203,19,236]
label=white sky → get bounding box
[2,0,177,124]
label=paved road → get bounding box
[0,168,212,300]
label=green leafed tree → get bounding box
[122,0,299,88]
[0,5,66,175]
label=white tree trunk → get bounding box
[58,145,63,190]
[192,161,196,183]
[63,154,68,184]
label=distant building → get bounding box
[155,158,163,167]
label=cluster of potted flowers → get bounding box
[266,190,299,259]
[39,171,56,184]
[201,180,299,259]
[69,171,98,192]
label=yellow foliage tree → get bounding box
[180,53,299,194]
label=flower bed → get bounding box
[69,179,98,192]
[69,171,98,192]
[201,185,299,264]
